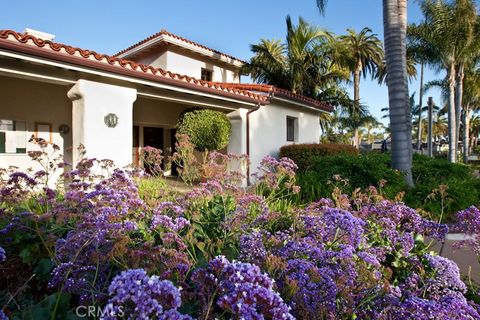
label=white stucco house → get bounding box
[0,28,332,180]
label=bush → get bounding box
[296,153,480,221]
[296,153,406,202]
[4,147,479,319]
[177,109,232,151]
[279,143,358,171]
[404,154,480,219]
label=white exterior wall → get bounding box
[68,79,137,167]
[165,51,239,82]
[249,101,320,174]
[136,49,239,83]
[0,76,72,178]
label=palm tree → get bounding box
[470,114,480,154]
[462,67,480,161]
[243,16,349,101]
[338,28,384,147]
[383,0,414,186]
[410,0,478,163]
[317,0,413,185]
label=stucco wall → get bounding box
[136,47,239,83]
[0,75,72,175]
[249,101,320,174]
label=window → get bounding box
[35,122,53,143]
[0,119,27,154]
[201,68,213,81]
[286,116,298,142]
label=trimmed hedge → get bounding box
[279,143,358,171]
[177,109,232,151]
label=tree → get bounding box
[338,28,384,147]
[315,0,414,185]
[243,16,349,100]
[410,0,479,163]
[462,67,480,161]
[383,0,414,186]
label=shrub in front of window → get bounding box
[177,109,232,151]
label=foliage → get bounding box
[177,109,232,152]
[279,143,358,171]
[1,142,479,319]
[140,146,164,177]
[296,152,480,221]
[169,133,201,185]
[242,16,351,104]
[404,154,480,219]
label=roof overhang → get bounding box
[116,32,244,68]
[0,30,267,108]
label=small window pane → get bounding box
[286,117,296,142]
[0,119,27,154]
[201,68,213,81]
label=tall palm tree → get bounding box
[338,28,384,147]
[410,0,478,163]
[383,0,414,186]
[243,16,349,100]
[470,114,480,153]
[462,67,480,161]
[317,0,413,185]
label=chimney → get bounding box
[23,28,55,41]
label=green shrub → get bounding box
[177,109,232,151]
[404,154,480,219]
[296,152,480,221]
[279,143,358,171]
[296,153,405,202]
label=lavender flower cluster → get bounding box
[237,197,471,319]
[0,246,5,262]
[193,256,294,319]
[103,269,191,320]
[2,147,479,320]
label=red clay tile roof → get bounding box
[0,30,265,104]
[114,29,246,64]
[216,83,334,112]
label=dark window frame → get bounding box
[201,68,213,81]
[286,116,297,142]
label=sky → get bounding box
[0,0,447,125]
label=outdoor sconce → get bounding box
[58,124,70,135]
[104,113,119,128]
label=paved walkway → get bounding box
[432,235,480,284]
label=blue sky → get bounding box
[1,0,446,124]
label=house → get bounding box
[0,28,332,180]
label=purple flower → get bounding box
[193,256,294,319]
[0,246,5,262]
[103,269,191,320]
[0,310,7,320]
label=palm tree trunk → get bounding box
[417,63,424,150]
[383,0,413,186]
[353,67,361,148]
[456,63,464,158]
[448,63,457,163]
[463,104,470,163]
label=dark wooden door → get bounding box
[143,127,164,150]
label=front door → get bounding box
[143,126,164,173]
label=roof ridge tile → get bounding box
[113,29,246,63]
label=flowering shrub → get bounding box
[103,269,191,320]
[140,146,164,177]
[0,141,479,319]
